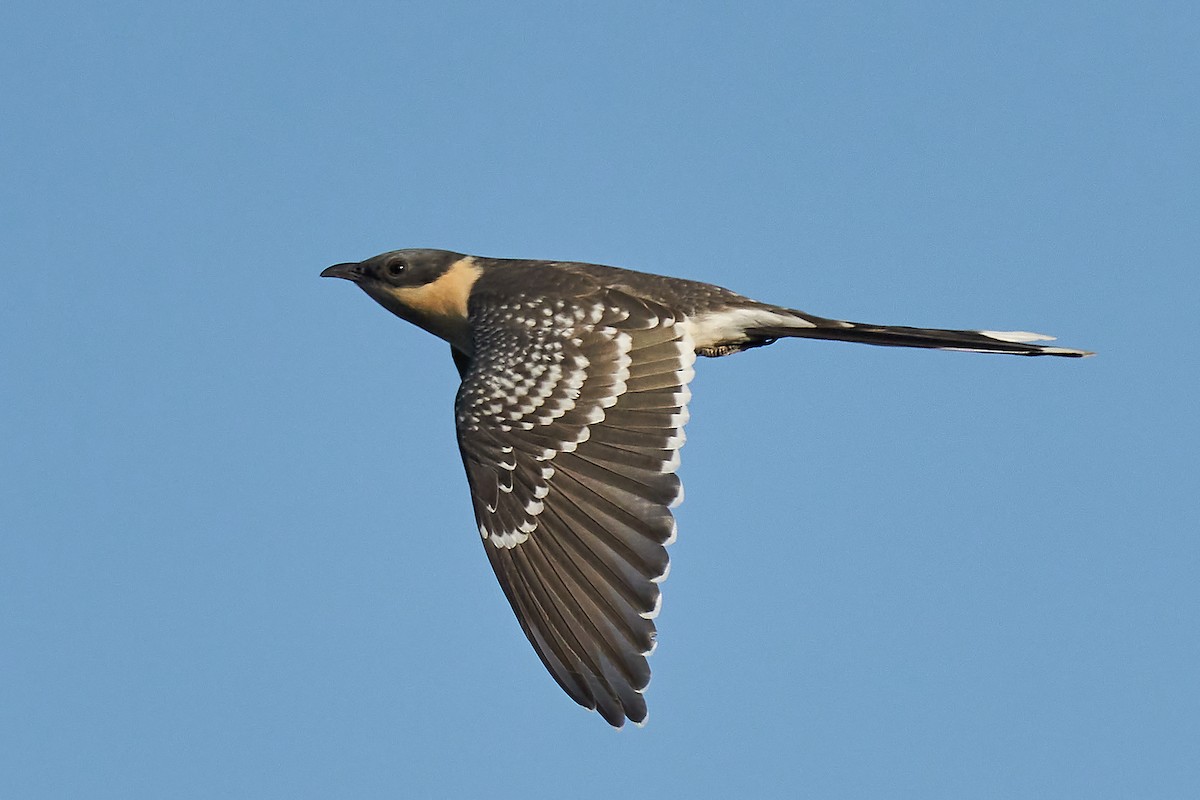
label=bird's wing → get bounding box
[454,286,695,727]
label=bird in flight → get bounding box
[321,248,1090,727]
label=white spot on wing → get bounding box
[488,528,531,549]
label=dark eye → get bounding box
[386,259,406,277]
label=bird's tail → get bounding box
[744,309,1093,357]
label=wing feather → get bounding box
[455,283,694,726]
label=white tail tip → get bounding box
[979,330,1057,344]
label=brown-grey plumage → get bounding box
[320,248,1090,728]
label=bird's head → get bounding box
[321,248,482,350]
[321,248,466,292]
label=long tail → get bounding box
[745,309,1093,357]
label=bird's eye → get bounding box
[386,260,406,277]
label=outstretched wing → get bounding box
[454,285,695,727]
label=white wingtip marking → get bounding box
[640,591,663,620]
[664,431,686,449]
[668,483,685,510]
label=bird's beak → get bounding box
[320,262,364,282]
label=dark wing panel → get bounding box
[455,284,695,726]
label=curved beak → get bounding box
[320,262,364,282]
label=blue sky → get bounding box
[2,2,1197,797]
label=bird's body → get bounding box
[321,248,1089,728]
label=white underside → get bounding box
[680,307,809,349]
